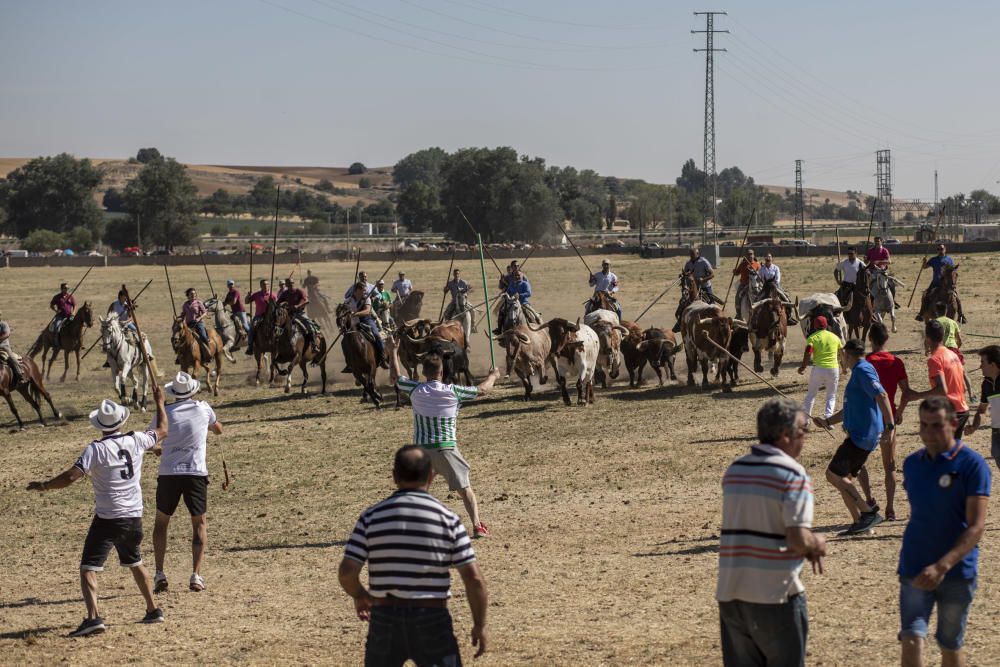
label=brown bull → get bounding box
[748,296,788,377]
[395,319,434,378]
[494,324,552,400]
[635,327,679,387]
[682,301,738,391]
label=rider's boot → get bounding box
[9,362,24,386]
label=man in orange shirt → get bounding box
[732,248,761,320]
[901,320,970,439]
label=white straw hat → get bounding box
[164,371,200,399]
[89,399,130,432]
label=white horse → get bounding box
[868,267,903,334]
[205,298,238,362]
[737,272,763,322]
[100,316,152,411]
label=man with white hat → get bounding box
[152,372,223,594]
[26,388,169,637]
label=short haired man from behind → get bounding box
[898,397,990,667]
[339,445,489,666]
[26,388,170,637]
[966,345,1000,472]
[902,320,970,440]
[717,397,825,667]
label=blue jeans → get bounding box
[365,606,461,667]
[359,315,384,358]
[899,576,977,650]
[189,321,209,344]
[234,311,250,335]
[719,594,808,667]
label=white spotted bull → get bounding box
[583,309,628,389]
[547,318,600,406]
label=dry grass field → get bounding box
[1,252,999,666]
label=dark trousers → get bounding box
[719,595,808,667]
[248,315,263,350]
[365,606,461,667]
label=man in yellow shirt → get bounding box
[798,316,844,419]
[933,302,975,404]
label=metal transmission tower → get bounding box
[934,169,939,210]
[875,149,892,236]
[693,11,728,246]
[794,160,805,239]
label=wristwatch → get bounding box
[885,422,895,431]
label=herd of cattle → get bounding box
[384,289,853,406]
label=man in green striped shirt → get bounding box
[397,355,500,538]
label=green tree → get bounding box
[393,148,448,188]
[103,187,127,212]
[348,162,367,175]
[102,218,137,251]
[135,147,162,164]
[358,177,372,189]
[66,226,95,251]
[124,157,198,251]
[22,229,66,253]
[315,178,335,192]
[606,194,618,229]
[0,153,104,238]
[625,183,672,235]
[397,181,443,232]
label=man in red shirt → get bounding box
[277,278,318,352]
[49,282,77,334]
[865,237,891,269]
[859,322,910,520]
[244,279,275,356]
[901,320,970,440]
[731,249,761,320]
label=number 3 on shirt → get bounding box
[118,450,134,480]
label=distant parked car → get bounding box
[84,250,103,257]
[720,241,736,247]
[149,249,172,256]
[883,238,901,246]
[5,249,29,258]
[746,241,769,248]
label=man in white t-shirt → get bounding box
[27,389,169,637]
[397,355,500,537]
[834,247,865,305]
[151,372,223,594]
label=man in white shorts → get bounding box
[397,355,500,538]
[152,372,223,594]
[26,389,169,637]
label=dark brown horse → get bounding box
[0,356,62,430]
[171,318,224,395]
[843,277,874,341]
[921,264,966,323]
[251,303,277,387]
[29,302,93,382]
[391,290,424,324]
[272,306,327,394]
[336,303,382,407]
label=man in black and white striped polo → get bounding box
[338,445,489,666]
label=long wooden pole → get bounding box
[163,263,178,319]
[438,248,456,321]
[907,211,944,308]
[862,197,878,256]
[555,220,594,277]
[248,241,254,294]
[634,276,683,324]
[457,207,504,276]
[721,206,757,310]
[517,245,537,271]
[198,245,217,299]
[477,233,496,369]
[700,332,835,439]
[268,186,280,300]
[835,227,842,264]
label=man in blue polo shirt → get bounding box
[814,338,894,535]
[898,396,990,667]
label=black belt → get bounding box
[372,596,447,608]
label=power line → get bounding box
[438,0,661,31]
[693,11,727,245]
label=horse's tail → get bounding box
[26,333,44,358]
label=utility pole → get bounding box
[934,169,939,210]
[794,160,804,239]
[693,11,728,248]
[875,149,892,236]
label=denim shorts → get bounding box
[899,576,977,650]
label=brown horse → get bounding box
[843,277,874,342]
[29,302,93,382]
[336,303,382,407]
[272,306,327,394]
[250,304,277,387]
[171,318,224,395]
[391,290,424,324]
[0,356,62,430]
[921,264,966,323]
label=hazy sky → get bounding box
[3,0,1000,199]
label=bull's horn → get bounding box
[403,331,425,344]
[491,334,506,342]
[697,317,716,326]
[515,332,530,344]
[613,325,629,334]
[636,340,650,351]
[750,300,767,311]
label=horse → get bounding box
[272,305,328,394]
[335,303,382,407]
[30,302,93,382]
[171,317,224,396]
[585,291,620,321]
[445,289,474,345]
[868,266,901,333]
[100,316,151,411]
[737,272,763,322]
[0,355,61,430]
[921,264,965,323]
[843,276,874,342]
[673,272,712,332]
[392,290,424,324]
[250,304,277,386]
[204,298,239,362]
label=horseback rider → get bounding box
[391,271,412,303]
[757,254,798,325]
[182,289,211,354]
[244,279,276,355]
[278,277,320,353]
[346,271,375,301]
[0,311,25,385]
[49,282,76,335]
[732,249,761,320]
[372,279,393,329]
[834,247,865,306]
[587,259,621,319]
[346,282,388,369]
[493,270,534,335]
[223,279,250,340]
[916,244,957,322]
[865,236,899,308]
[103,289,139,369]
[443,268,472,321]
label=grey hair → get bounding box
[757,397,804,445]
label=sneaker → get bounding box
[189,573,205,592]
[245,347,254,356]
[866,498,880,514]
[141,608,164,624]
[69,617,106,637]
[153,571,168,593]
[855,510,884,533]
[473,522,490,538]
